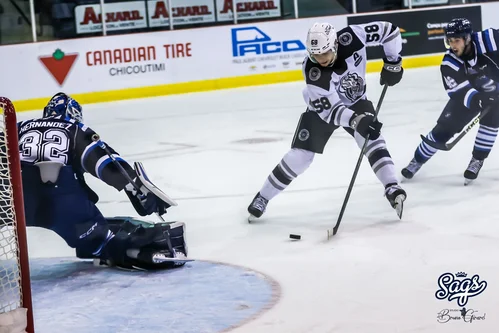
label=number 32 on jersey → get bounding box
[19,130,70,164]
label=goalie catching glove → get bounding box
[125,162,178,216]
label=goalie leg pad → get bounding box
[98,217,188,270]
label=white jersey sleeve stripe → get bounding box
[464,88,479,108]
[486,29,497,51]
[448,52,464,64]
[447,80,471,94]
[477,32,486,54]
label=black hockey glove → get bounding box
[349,113,382,140]
[471,76,499,110]
[125,179,169,216]
[476,93,499,110]
[380,57,403,86]
[474,75,499,93]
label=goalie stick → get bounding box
[327,85,390,239]
[420,106,491,151]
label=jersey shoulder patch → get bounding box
[304,58,333,91]
[336,27,364,58]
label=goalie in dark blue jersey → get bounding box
[401,18,499,185]
[18,92,189,270]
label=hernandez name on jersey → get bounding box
[18,115,130,191]
[302,21,401,125]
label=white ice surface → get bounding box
[21,66,499,332]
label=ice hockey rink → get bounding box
[20,65,499,333]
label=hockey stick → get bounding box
[91,134,176,254]
[327,85,389,239]
[419,106,491,151]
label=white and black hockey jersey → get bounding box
[302,21,402,127]
[441,28,499,109]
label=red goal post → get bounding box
[0,97,34,333]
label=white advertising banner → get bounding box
[148,0,216,27]
[75,2,148,34]
[216,0,281,22]
[0,15,347,101]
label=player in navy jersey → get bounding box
[18,92,188,270]
[401,18,499,185]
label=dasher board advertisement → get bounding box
[148,0,216,27]
[75,1,148,34]
[75,0,216,34]
[348,5,482,59]
[216,0,281,22]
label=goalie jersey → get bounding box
[302,21,402,127]
[441,28,499,109]
[17,116,133,191]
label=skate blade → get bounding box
[248,214,259,223]
[152,252,194,264]
[464,178,474,186]
[394,195,405,219]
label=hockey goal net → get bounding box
[0,97,34,333]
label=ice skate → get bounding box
[401,158,423,180]
[384,183,406,219]
[464,157,484,185]
[247,192,269,222]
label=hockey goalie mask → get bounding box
[307,23,338,67]
[65,98,84,123]
[43,92,83,123]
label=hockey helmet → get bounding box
[43,92,83,122]
[306,23,338,65]
[445,18,472,42]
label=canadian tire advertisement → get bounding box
[348,6,482,59]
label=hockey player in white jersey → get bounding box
[248,21,407,220]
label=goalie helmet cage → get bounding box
[0,97,34,333]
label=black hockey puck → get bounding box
[289,234,301,240]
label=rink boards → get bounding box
[0,2,498,111]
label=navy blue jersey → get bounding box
[17,115,133,191]
[440,28,499,109]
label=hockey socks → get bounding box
[259,149,314,200]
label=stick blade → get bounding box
[326,227,338,240]
[420,135,451,151]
